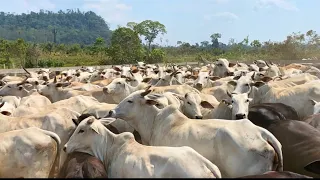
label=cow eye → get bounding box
[246,99,250,103]
[187,102,191,105]
[7,86,11,88]
[205,77,208,79]
[231,100,234,103]
[78,129,84,133]
[117,82,121,84]
[128,100,133,103]
[245,84,249,86]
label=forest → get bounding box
[0,9,319,68]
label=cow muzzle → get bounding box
[195,83,203,89]
[43,76,49,81]
[108,110,115,118]
[103,87,109,94]
[235,114,246,120]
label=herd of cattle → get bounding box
[1,58,320,178]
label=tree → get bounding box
[25,43,41,68]
[210,33,221,48]
[250,40,262,48]
[92,37,106,61]
[13,38,27,66]
[135,20,167,57]
[150,48,165,63]
[126,22,138,31]
[0,39,12,68]
[200,41,210,48]
[107,27,144,64]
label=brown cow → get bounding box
[248,103,320,178]
[58,152,108,178]
[303,114,320,132]
[238,171,312,178]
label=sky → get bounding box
[1,0,319,46]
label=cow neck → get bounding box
[149,105,188,144]
[107,132,136,167]
[130,105,159,146]
[52,88,70,102]
[92,126,115,169]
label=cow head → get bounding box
[108,87,160,120]
[0,76,30,97]
[227,73,270,95]
[37,76,71,97]
[64,116,116,155]
[193,71,220,90]
[225,92,252,120]
[213,58,235,78]
[102,78,136,103]
[175,92,214,119]
[154,71,182,87]
[264,62,281,78]
[0,101,13,116]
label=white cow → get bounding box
[109,90,283,178]
[0,127,60,178]
[64,116,222,178]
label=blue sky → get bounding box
[1,0,319,46]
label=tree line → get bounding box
[0,9,319,68]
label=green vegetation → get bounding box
[0,10,319,68]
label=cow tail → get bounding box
[39,129,61,178]
[260,127,284,171]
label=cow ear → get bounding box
[221,99,231,106]
[227,81,237,87]
[99,118,116,127]
[113,66,121,72]
[90,124,100,134]
[131,69,139,73]
[229,62,236,67]
[145,99,158,106]
[233,76,241,80]
[142,77,152,83]
[1,111,11,116]
[56,82,70,88]
[172,93,184,101]
[261,76,273,82]
[304,160,320,174]
[251,81,265,88]
[310,99,318,106]
[0,102,4,108]
[200,101,215,109]
[209,76,220,81]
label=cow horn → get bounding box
[141,86,152,97]
[54,76,57,83]
[17,75,29,86]
[251,72,256,80]
[22,66,31,76]
[226,90,232,98]
[129,70,134,77]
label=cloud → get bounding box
[255,0,299,11]
[82,0,132,28]
[1,0,56,14]
[204,12,239,21]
